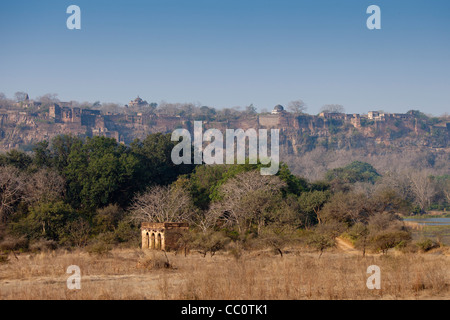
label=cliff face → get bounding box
[0,108,449,154]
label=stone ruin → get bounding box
[141,222,189,251]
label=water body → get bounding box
[404,217,450,226]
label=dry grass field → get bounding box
[0,245,449,300]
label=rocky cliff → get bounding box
[0,108,449,155]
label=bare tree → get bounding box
[0,93,11,108]
[0,166,25,222]
[130,185,193,223]
[37,93,59,105]
[444,180,450,204]
[320,104,345,114]
[195,206,222,233]
[65,218,91,247]
[14,92,28,103]
[407,170,437,211]
[376,171,414,203]
[26,169,65,204]
[288,99,307,114]
[209,170,286,234]
[97,102,123,114]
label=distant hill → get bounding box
[1,104,448,155]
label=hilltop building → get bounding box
[49,104,101,125]
[127,96,149,108]
[368,111,413,121]
[271,105,286,115]
[16,94,42,109]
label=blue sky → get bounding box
[0,0,449,115]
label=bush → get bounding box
[397,241,419,254]
[60,218,91,248]
[29,238,57,252]
[259,225,298,257]
[306,230,335,258]
[0,254,8,264]
[226,241,244,261]
[137,251,172,270]
[0,235,28,252]
[191,231,231,257]
[93,204,125,234]
[114,221,139,245]
[85,233,114,256]
[368,230,411,254]
[416,238,440,252]
[86,241,112,256]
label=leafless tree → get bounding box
[37,93,59,105]
[97,102,123,114]
[320,104,345,114]
[444,180,450,204]
[0,166,25,222]
[209,170,286,234]
[65,218,91,247]
[195,206,222,233]
[0,93,11,108]
[407,170,437,211]
[376,171,414,202]
[288,99,307,114]
[26,169,65,204]
[130,185,193,223]
[14,92,28,103]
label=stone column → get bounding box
[142,231,149,249]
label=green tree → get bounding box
[32,140,51,168]
[49,135,81,172]
[130,133,194,188]
[277,163,309,196]
[64,136,139,210]
[298,190,331,225]
[0,150,32,170]
[12,201,76,241]
[325,161,380,184]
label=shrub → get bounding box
[29,238,57,252]
[60,218,91,248]
[0,254,8,264]
[306,230,335,258]
[259,225,298,257]
[368,230,411,254]
[85,233,114,256]
[114,221,139,245]
[93,204,125,234]
[137,251,172,269]
[0,235,28,252]
[226,241,244,261]
[416,238,440,252]
[191,231,231,257]
[86,241,112,256]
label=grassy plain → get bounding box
[1,244,448,300]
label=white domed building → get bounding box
[271,104,285,115]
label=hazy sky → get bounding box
[0,0,449,115]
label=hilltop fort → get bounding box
[0,96,449,153]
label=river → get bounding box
[403,217,450,226]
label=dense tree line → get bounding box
[0,133,448,257]
[0,134,192,252]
